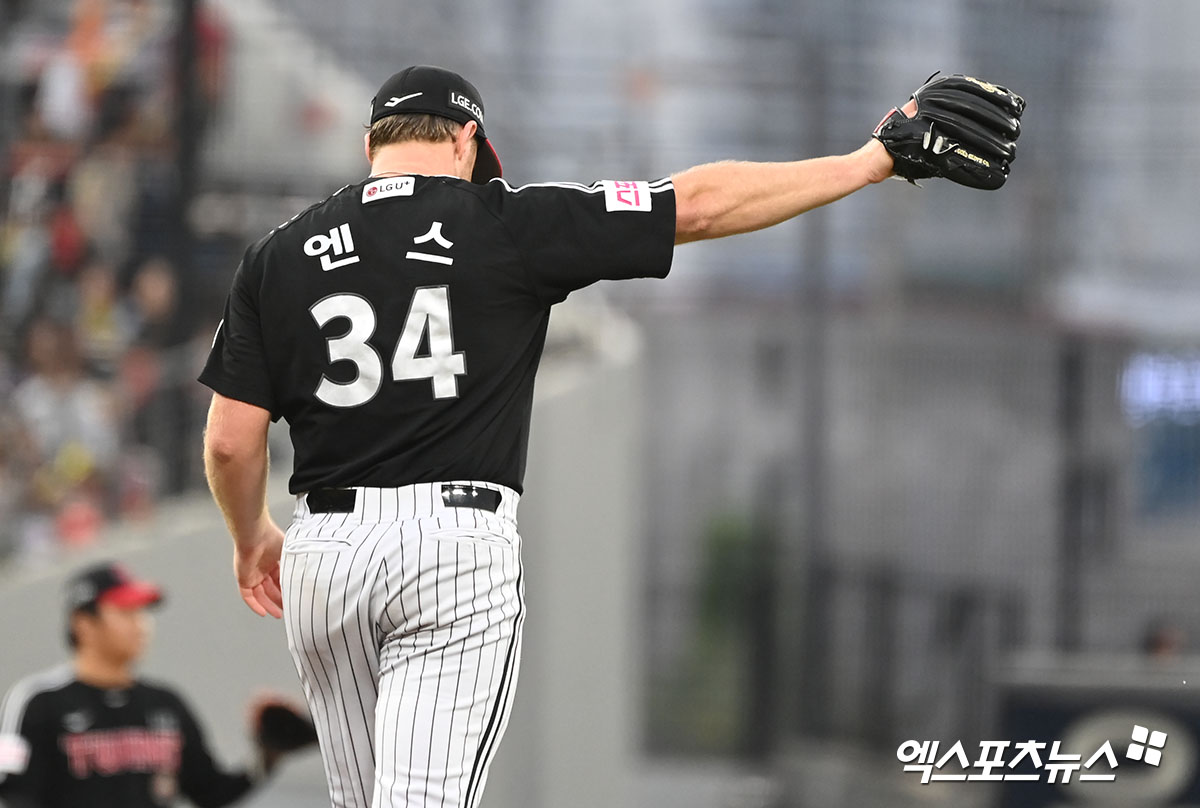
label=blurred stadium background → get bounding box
[2,0,1200,806]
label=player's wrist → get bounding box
[233,514,279,551]
[854,140,895,185]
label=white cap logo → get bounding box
[449,91,484,123]
[384,92,423,109]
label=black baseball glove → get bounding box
[249,695,318,776]
[873,73,1026,190]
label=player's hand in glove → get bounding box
[249,695,319,777]
[872,73,1026,190]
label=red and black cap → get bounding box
[67,562,163,612]
[369,65,502,185]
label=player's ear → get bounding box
[456,121,477,156]
[69,611,94,649]
[454,121,478,178]
[364,131,372,163]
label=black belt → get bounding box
[306,485,501,514]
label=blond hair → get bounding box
[368,113,463,161]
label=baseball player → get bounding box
[0,561,315,808]
[199,66,1023,807]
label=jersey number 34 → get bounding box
[310,286,465,407]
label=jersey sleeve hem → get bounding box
[196,372,278,419]
[645,179,676,280]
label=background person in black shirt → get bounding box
[0,562,297,808]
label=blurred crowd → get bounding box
[0,0,228,565]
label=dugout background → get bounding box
[3,1,1200,806]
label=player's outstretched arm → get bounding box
[203,393,285,619]
[672,138,894,244]
[672,74,1028,244]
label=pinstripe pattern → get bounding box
[281,482,523,808]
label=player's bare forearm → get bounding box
[672,140,893,244]
[203,393,274,552]
[205,394,285,618]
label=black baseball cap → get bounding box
[66,562,163,612]
[369,65,502,184]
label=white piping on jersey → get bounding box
[493,179,602,193]
[0,664,74,734]
[360,176,675,194]
[492,178,675,194]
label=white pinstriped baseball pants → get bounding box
[280,482,525,808]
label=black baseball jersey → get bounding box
[199,175,676,494]
[0,666,255,808]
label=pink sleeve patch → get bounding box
[601,180,652,212]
